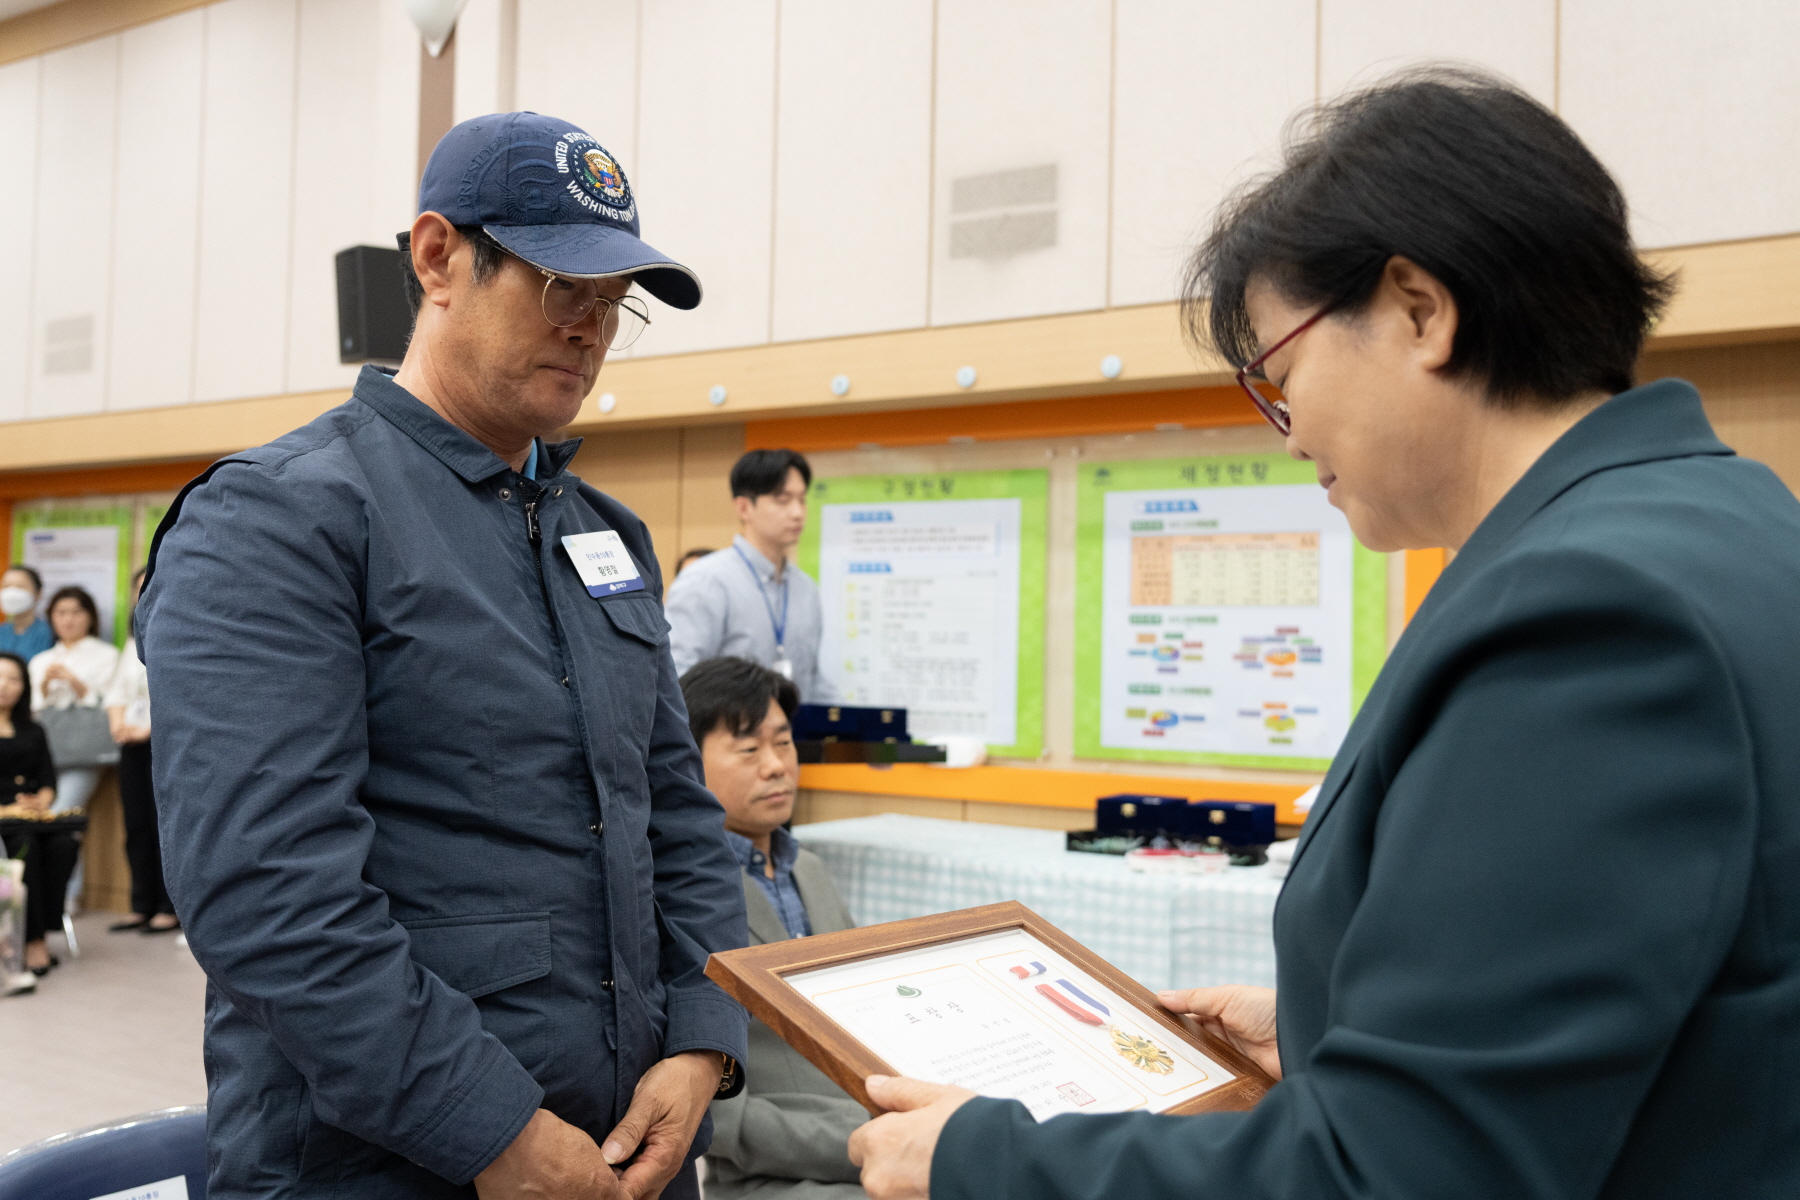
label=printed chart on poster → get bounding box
[799,470,1045,757]
[11,507,135,646]
[1075,454,1387,771]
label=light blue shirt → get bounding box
[0,616,53,662]
[665,535,840,702]
[724,826,812,940]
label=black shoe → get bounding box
[110,917,151,933]
[28,955,60,978]
[141,919,182,935]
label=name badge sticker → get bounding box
[561,530,646,597]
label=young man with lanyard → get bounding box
[667,450,842,703]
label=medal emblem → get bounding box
[582,148,628,200]
[1108,1026,1175,1075]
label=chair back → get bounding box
[0,1106,205,1200]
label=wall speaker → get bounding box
[335,245,411,365]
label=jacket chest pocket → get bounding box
[583,596,668,739]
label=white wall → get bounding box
[0,0,417,422]
[1,0,1796,423]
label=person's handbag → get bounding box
[38,705,121,769]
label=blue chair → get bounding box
[0,1106,206,1200]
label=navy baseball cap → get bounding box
[417,112,701,310]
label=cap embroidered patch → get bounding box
[556,132,635,223]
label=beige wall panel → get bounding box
[1319,0,1555,103]
[677,421,746,560]
[793,791,965,825]
[285,0,393,395]
[569,426,683,580]
[1562,1,1800,249]
[513,0,637,156]
[29,35,118,419]
[963,801,1095,831]
[373,0,421,228]
[1110,0,1315,309]
[769,0,932,343]
[108,12,203,412]
[1645,340,1800,496]
[0,57,40,423]
[452,0,514,122]
[633,0,777,357]
[192,0,297,404]
[930,0,1110,328]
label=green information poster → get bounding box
[1075,453,1386,771]
[11,505,137,648]
[798,469,1047,758]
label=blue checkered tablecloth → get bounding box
[792,814,1281,992]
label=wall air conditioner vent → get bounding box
[43,315,95,375]
[948,164,1058,260]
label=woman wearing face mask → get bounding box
[0,566,52,663]
[0,651,78,976]
[28,586,121,816]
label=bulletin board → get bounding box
[10,505,136,647]
[1074,453,1387,771]
[798,469,1047,758]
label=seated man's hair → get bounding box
[397,225,509,318]
[680,657,800,748]
[729,449,812,500]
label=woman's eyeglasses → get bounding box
[1234,302,1337,436]
[538,271,652,350]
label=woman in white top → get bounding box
[28,585,121,813]
[104,568,176,932]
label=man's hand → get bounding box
[1158,984,1282,1081]
[474,1108,619,1199]
[599,1050,722,1198]
[847,1075,976,1200]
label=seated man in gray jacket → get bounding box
[679,657,868,1199]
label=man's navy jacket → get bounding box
[934,379,1800,1197]
[139,367,749,1197]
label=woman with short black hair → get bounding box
[0,651,78,977]
[850,68,1800,1199]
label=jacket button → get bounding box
[590,822,603,836]
[498,487,511,500]
[600,979,615,991]
[553,486,563,496]
[561,675,570,687]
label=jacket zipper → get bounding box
[525,496,561,645]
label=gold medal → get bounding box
[1109,1025,1175,1074]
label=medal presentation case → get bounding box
[706,902,1273,1120]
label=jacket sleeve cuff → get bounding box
[401,1042,545,1185]
[933,1097,1031,1200]
[662,991,750,1098]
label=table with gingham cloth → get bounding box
[791,813,1281,992]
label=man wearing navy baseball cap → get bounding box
[138,113,748,1199]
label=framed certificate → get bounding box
[706,901,1273,1120]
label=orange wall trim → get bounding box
[0,460,214,500]
[1403,548,1449,621]
[798,763,1313,825]
[746,386,1261,453]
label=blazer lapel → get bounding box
[740,872,789,946]
[793,852,853,936]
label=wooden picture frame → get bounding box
[706,900,1274,1116]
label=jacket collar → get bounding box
[352,366,584,485]
[1436,377,1729,590]
[1288,378,1730,867]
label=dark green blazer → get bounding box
[935,379,1800,1198]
